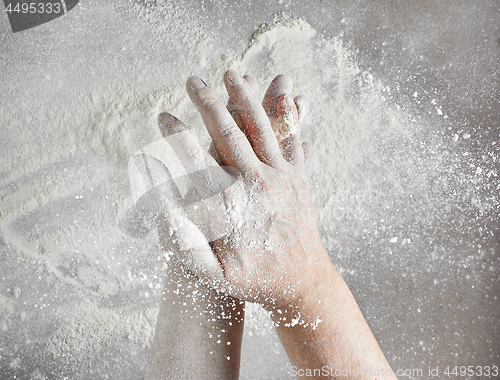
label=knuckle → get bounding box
[199,91,220,108]
[219,122,241,140]
[186,147,208,167]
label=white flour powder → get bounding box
[0,2,497,379]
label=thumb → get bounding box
[169,213,226,286]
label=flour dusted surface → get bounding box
[0,2,498,379]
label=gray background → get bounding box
[1,1,499,379]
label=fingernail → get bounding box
[187,76,206,91]
[227,69,244,85]
[158,113,184,136]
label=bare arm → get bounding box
[145,113,245,380]
[269,244,396,379]
[145,258,244,380]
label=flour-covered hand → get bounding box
[158,70,329,312]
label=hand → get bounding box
[157,70,332,313]
[154,71,397,379]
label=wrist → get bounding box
[267,246,340,327]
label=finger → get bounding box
[158,112,186,136]
[215,75,260,165]
[186,76,259,171]
[262,74,293,119]
[262,75,298,161]
[293,95,311,166]
[294,95,308,125]
[276,93,299,137]
[243,74,259,96]
[132,151,174,194]
[130,143,184,211]
[158,112,229,199]
[224,69,283,168]
[128,153,180,237]
[157,112,239,247]
[276,94,304,167]
[226,99,244,134]
[226,73,260,130]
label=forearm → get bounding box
[270,246,397,380]
[146,260,245,380]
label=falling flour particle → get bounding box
[9,358,21,370]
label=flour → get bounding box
[45,303,158,360]
[2,16,388,374]
[1,3,497,379]
[0,14,438,375]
